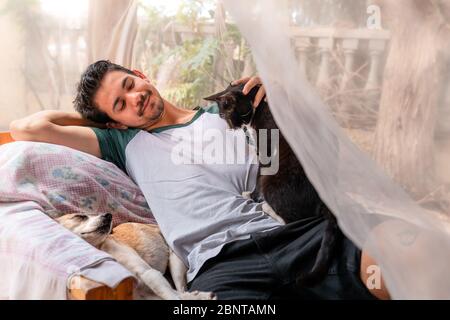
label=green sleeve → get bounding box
[90,127,140,173]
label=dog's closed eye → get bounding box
[73,214,88,221]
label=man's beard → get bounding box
[147,97,165,123]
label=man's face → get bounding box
[94,70,165,129]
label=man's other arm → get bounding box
[9,110,103,158]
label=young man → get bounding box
[10,60,389,300]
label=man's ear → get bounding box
[132,69,148,81]
[106,122,128,130]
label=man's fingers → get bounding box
[231,76,263,94]
[231,75,265,106]
[243,76,262,95]
[231,77,251,86]
[253,86,266,107]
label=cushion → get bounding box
[0,141,155,226]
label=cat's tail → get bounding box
[296,210,342,287]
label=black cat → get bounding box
[204,83,341,286]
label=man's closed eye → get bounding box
[118,80,135,111]
[118,101,125,112]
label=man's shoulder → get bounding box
[91,127,141,140]
[91,127,142,151]
[90,127,143,172]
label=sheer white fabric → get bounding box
[224,0,450,299]
[88,0,138,66]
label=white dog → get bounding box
[56,213,216,300]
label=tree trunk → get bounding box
[373,0,449,198]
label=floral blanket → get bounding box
[0,141,155,226]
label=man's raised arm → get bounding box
[9,110,104,158]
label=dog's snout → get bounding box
[102,213,112,221]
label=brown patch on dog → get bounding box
[111,223,169,274]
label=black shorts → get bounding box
[187,216,376,300]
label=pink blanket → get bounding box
[0,141,155,226]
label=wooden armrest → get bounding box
[0,132,14,145]
[68,276,135,300]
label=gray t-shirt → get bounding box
[92,104,281,282]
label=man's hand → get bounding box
[232,76,266,108]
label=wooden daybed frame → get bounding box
[0,131,135,300]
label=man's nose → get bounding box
[126,92,143,109]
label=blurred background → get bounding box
[0,0,386,126]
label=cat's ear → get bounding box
[203,88,230,102]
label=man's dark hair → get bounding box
[73,60,134,123]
